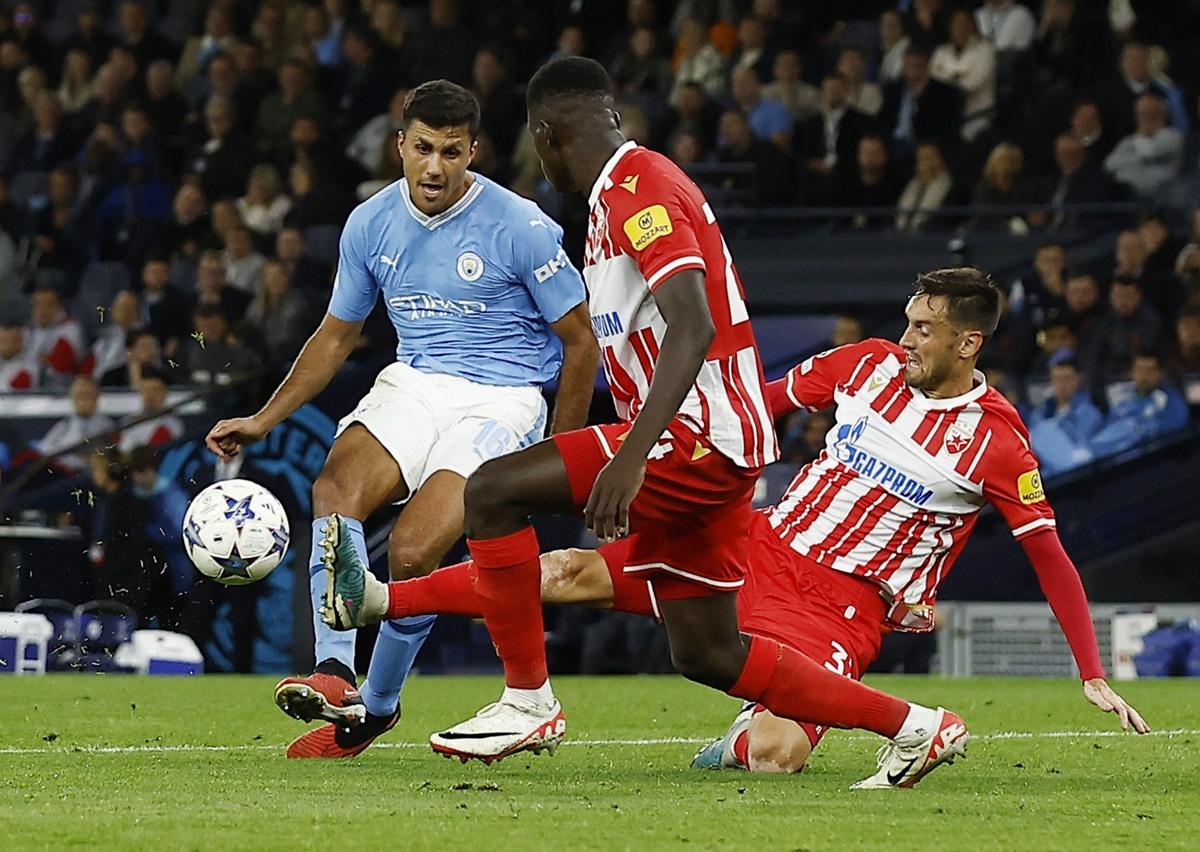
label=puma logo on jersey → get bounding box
[619,174,639,194]
[379,254,399,270]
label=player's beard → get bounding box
[904,352,952,392]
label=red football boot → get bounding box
[274,670,366,726]
[286,709,401,759]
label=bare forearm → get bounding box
[549,339,600,434]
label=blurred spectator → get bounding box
[275,226,331,294]
[11,3,54,78]
[1011,242,1067,329]
[671,18,727,102]
[176,6,236,86]
[119,367,183,451]
[837,47,882,117]
[835,135,903,228]
[882,47,962,157]
[1097,42,1168,142]
[120,102,166,177]
[77,62,126,130]
[245,260,315,365]
[1029,309,1075,375]
[1039,133,1112,230]
[878,10,911,85]
[26,286,85,387]
[140,255,192,358]
[1085,279,1162,379]
[1168,306,1200,374]
[664,82,720,152]
[471,47,525,167]
[282,115,365,190]
[370,0,413,58]
[333,24,397,142]
[731,14,772,82]
[611,28,672,104]
[144,61,188,154]
[251,2,293,74]
[832,314,866,347]
[797,72,871,199]
[222,226,267,295]
[1174,209,1200,297]
[1112,227,1184,323]
[100,327,164,389]
[198,52,259,135]
[1147,45,1191,136]
[193,249,251,324]
[347,88,408,177]
[283,160,354,229]
[40,374,115,470]
[730,66,791,152]
[93,150,171,267]
[116,0,176,69]
[972,142,1036,231]
[7,91,77,175]
[27,165,91,287]
[1103,92,1184,199]
[715,110,793,207]
[975,0,1036,49]
[668,130,704,168]
[908,0,949,53]
[1138,214,1185,278]
[782,410,834,466]
[1027,354,1103,475]
[235,165,292,238]
[1069,100,1113,165]
[185,304,262,386]
[410,0,476,85]
[895,142,954,232]
[930,10,995,142]
[1033,0,1105,93]
[761,50,819,123]
[64,3,115,70]
[190,95,254,203]
[255,60,326,166]
[0,319,37,390]
[126,444,194,626]
[1090,352,1188,458]
[90,291,141,380]
[1064,272,1104,360]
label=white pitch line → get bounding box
[1,730,1196,757]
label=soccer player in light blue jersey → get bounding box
[205,80,598,758]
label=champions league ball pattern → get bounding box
[182,479,290,586]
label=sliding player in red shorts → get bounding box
[327,58,1005,789]
[324,268,1148,787]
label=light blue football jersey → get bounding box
[328,174,586,387]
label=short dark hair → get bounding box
[140,365,169,385]
[125,327,156,348]
[193,303,225,320]
[912,267,1002,336]
[401,80,480,138]
[526,56,611,113]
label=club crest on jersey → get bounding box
[944,421,976,454]
[623,204,672,251]
[456,251,484,281]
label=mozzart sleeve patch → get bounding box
[1017,468,1046,504]
[622,204,673,251]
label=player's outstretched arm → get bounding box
[585,270,714,541]
[1020,529,1151,734]
[548,303,600,434]
[205,313,365,460]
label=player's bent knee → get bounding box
[387,541,440,580]
[746,722,812,774]
[311,471,360,518]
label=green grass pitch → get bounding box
[1,675,1197,850]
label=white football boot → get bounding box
[850,707,969,790]
[430,699,567,765]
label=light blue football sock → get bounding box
[360,615,437,717]
[308,516,366,672]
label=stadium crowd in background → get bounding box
[1,0,1198,592]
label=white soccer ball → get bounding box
[182,479,290,586]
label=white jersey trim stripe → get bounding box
[624,562,745,589]
[963,428,993,479]
[645,255,707,289]
[1012,517,1056,537]
[737,346,779,462]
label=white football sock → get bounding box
[894,703,939,746]
[502,680,556,712]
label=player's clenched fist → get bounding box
[205,416,268,461]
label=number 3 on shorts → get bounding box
[824,640,851,677]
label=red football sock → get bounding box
[729,635,908,738]
[387,561,482,619]
[468,527,547,689]
[732,729,750,768]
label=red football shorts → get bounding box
[600,511,888,749]
[553,419,760,598]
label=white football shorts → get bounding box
[335,361,547,497]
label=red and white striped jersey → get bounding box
[768,338,1055,606]
[0,352,38,390]
[584,141,779,468]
